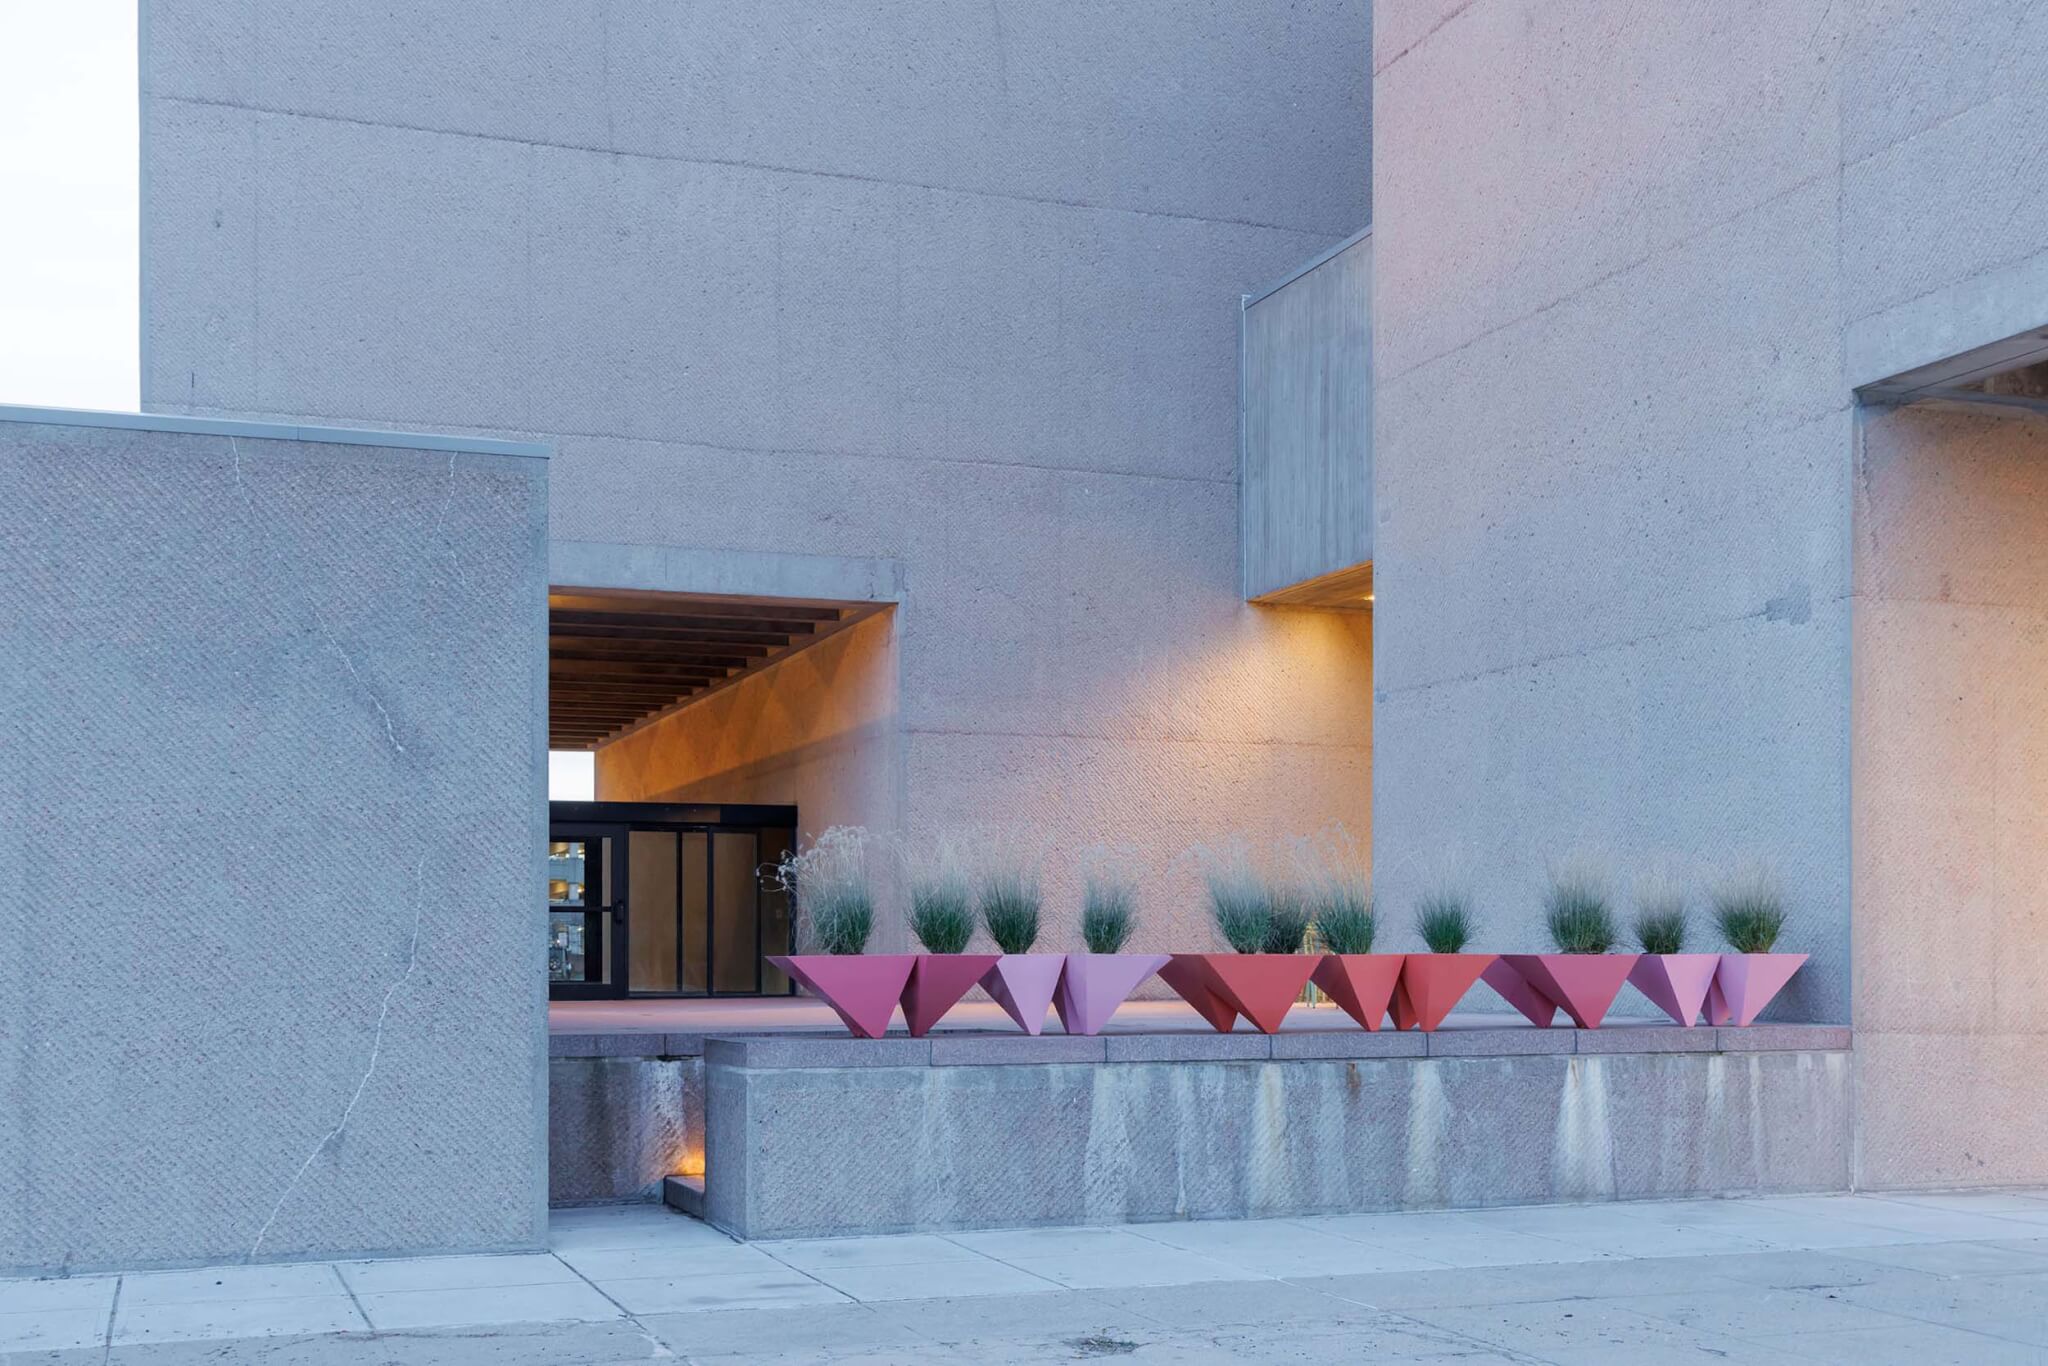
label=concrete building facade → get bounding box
[16,0,2028,1272]
[140,0,1377,959]
[1371,0,2048,1189]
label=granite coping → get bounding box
[549,1032,705,1059]
[701,1024,1851,1070]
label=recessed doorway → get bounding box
[547,801,795,1000]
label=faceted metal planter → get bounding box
[767,954,917,1039]
[1054,953,1168,1036]
[1393,953,1494,1032]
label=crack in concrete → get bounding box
[247,853,428,1261]
[227,436,407,756]
[429,450,471,590]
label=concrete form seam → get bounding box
[1376,588,1856,700]
[1381,168,1836,387]
[150,94,1353,241]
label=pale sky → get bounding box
[0,3,139,412]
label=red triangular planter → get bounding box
[1200,954,1320,1034]
[1481,957,1559,1027]
[1393,954,1494,1031]
[1498,954,1640,1029]
[1159,955,1240,1032]
[979,954,1067,1035]
[768,954,917,1038]
[1628,953,1721,1027]
[1708,953,1808,1026]
[901,954,1001,1036]
[1311,954,1404,1031]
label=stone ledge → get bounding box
[697,1024,1850,1069]
[549,1032,705,1059]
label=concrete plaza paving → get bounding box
[10,1192,2048,1362]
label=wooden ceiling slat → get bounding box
[552,659,730,681]
[551,646,756,669]
[551,609,824,635]
[551,622,803,648]
[549,636,770,661]
[548,595,841,624]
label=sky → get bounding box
[0,3,138,412]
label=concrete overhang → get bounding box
[1856,324,2048,417]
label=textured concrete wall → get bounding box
[703,1032,1852,1239]
[1854,403,2048,1189]
[1371,0,1853,1020]
[1374,0,2048,1174]
[1242,233,1373,600]
[548,1057,703,1205]
[0,412,548,1273]
[142,1,1376,958]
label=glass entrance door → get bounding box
[547,831,617,996]
[548,803,796,998]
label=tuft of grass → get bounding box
[778,827,876,955]
[1414,889,1472,954]
[1192,838,1312,954]
[1311,883,1377,955]
[1632,871,1689,955]
[1296,825,1375,954]
[907,848,975,955]
[1544,858,1618,954]
[1199,840,1272,953]
[1081,874,1138,954]
[979,864,1043,955]
[1712,866,1787,953]
[1262,885,1311,954]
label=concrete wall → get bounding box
[0,410,548,1273]
[1371,0,1854,1020]
[1854,402,2048,1189]
[142,1,1376,956]
[1242,232,1373,600]
[1373,0,2048,1179]
[703,1029,1852,1239]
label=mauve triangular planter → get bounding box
[1481,957,1560,1027]
[1311,954,1405,1031]
[1708,952,1808,1026]
[1201,954,1321,1034]
[768,954,917,1038]
[1055,953,1168,1036]
[1628,953,1721,1027]
[979,954,1067,1035]
[1159,954,1241,1032]
[1498,953,1640,1029]
[901,954,1001,1036]
[1393,954,1495,1031]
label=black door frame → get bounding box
[547,801,797,1000]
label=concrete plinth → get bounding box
[700,1026,1852,1240]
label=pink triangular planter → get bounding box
[902,954,1001,1036]
[1498,954,1640,1029]
[980,954,1067,1035]
[1481,958,1559,1027]
[1628,953,1721,1027]
[1055,953,1168,1036]
[768,954,917,1038]
[1708,952,1808,1026]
